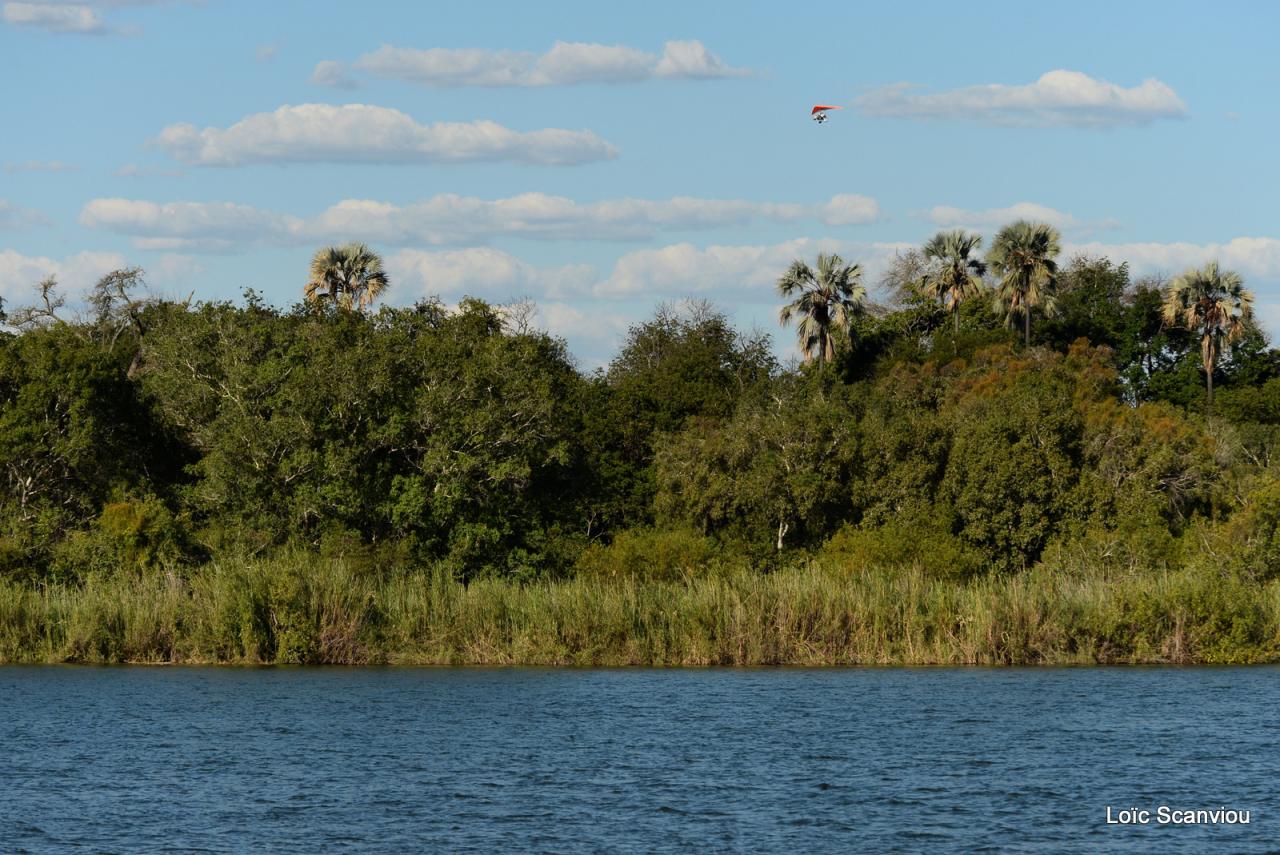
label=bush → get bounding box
[819,517,986,580]
[572,527,725,582]
[1216,474,1280,582]
[49,496,196,580]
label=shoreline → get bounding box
[3,557,1276,668]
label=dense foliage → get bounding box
[3,247,1280,621]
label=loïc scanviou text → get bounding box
[1106,806,1251,825]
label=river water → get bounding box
[1,667,1275,853]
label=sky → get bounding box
[3,0,1279,366]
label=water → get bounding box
[1,667,1276,853]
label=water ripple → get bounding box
[0,666,1276,853]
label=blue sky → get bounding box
[3,0,1278,365]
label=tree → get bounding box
[777,253,867,365]
[654,375,859,553]
[1036,256,1128,353]
[919,230,987,334]
[1161,261,1254,410]
[987,221,1061,347]
[304,243,389,310]
[585,302,775,533]
[878,247,930,307]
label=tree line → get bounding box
[2,224,1278,587]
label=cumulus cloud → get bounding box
[387,248,596,301]
[80,198,301,251]
[153,103,618,167]
[653,40,746,79]
[3,0,167,35]
[0,248,128,302]
[596,238,911,298]
[1065,237,1280,281]
[821,194,881,226]
[319,39,749,88]
[2,2,108,33]
[81,192,882,250]
[366,239,918,363]
[386,238,911,304]
[924,201,1120,235]
[309,60,359,89]
[855,70,1187,127]
[523,301,632,368]
[147,252,204,286]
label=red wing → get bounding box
[811,105,843,114]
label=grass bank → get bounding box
[2,555,1278,666]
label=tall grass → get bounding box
[2,553,1278,665]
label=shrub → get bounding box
[572,527,725,582]
[49,496,195,580]
[1216,474,1280,582]
[819,517,986,580]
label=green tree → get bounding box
[919,230,987,334]
[987,220,1062,347]
[585,302,774,534]
[304,243,389,310]
[1037,256,1128,352]
[777,253,867,365]
[1161,261,1254,410]
[655,375,859,553]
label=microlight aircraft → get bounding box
[811,105,842,123]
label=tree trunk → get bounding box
[1024,305,1031,348]
[954,306,960,335]
[1203,334,1215,414]
[776,519,788,552]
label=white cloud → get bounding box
[80,198,301,250]
[325,39,749,88]
[254,42,278,63]
[821,194,881,226]
[3,2,107,33]
[1066,237,1280,281]
[4,160,78,173]
[525,301,632,368]
[388,239,907,305]
[529,300,628,340]
[154,103,619,167]
[923,201,1123,237]
[80,192,882,249]
[309,60,358,89]
[596,238,910,298]
[1255,302,1280,340]
[148,253,204,287]
[927,202,1084,231]
[0,200,50,229]
[387,248,596,301]
[0,248,128,302]
[653,40,748,79]
[528,41,654,85]
[855,70,1187,127]
[373,240,916,364]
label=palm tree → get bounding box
[305,243,389,310]
[986,220,1061,347]
[919,230,987,334]
[777,252,867,366]
[1161,261,1253,410]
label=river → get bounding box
[2,666,1274,852]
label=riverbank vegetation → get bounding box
[3,224,1280,664]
